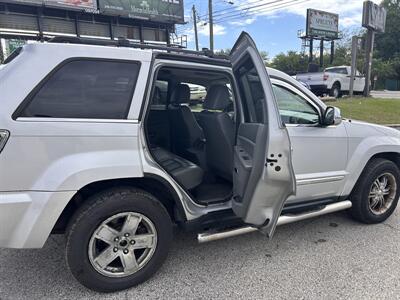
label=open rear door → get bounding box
[230,32,296,237]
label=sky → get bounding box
[175,0,382,58]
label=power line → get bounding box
[214,0,310,24]
[198,0,255,18]
[213,0,286,19]
[214,0,298,22]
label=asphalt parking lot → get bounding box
[1,207,400,300]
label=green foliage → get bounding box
[214,48,231,56]
[375,0,400,61]
[268,51,309,75]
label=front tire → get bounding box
[350,158,400,224]
[65,187,173,292]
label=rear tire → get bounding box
[350,159,400,224]
[65,187,173,292]
[330,83,342,98]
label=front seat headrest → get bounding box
[171,84,190,104]
[203,85,231,110]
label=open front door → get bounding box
[230,32,296,237]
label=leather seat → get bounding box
[168,84,205,157]
[198,85,235,181]
[152,147,203,190]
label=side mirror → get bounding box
[323,106,342,126]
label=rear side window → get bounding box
[326,67,348,75]
[19,59,140,119]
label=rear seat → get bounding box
[152,147,203,190]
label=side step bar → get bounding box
[197,200,352,243]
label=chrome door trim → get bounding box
[296,175,345,186]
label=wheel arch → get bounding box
[332,81,341,89]
[346,151,400,197]
[52,175,186,234]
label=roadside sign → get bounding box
[362,1,387,33]
[306,9,339,39]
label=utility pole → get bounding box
[319,38,324,68]
[192,5,199,51]
[330,40,335,64]
[208,0,214,52]
[308,37,313,63]
[349,36,359,97]
[363,29,375,97]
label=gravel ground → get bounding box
[1,207,400,300]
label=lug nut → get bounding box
[113,247,118,252]
[123,249,129,254]
[130,240,136,245]
[114,237,119,242]
[124,233,130,237]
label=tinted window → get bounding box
[152,80,169,106]
[326,67,348,75]
[272,84,319,125]
[20,60,140,119]
[236,57,265,123]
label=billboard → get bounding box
[98,0,184,23]
[0,0,184,23]
[306,9,339,39]
[362,1,387,33]
[1,0,97,11]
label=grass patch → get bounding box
[324,98,400,125]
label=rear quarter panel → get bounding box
[0,43,152,192]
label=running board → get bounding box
[197,200,352,243]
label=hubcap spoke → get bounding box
[120,252,139,272]
[122,214,142,235]
[370,198,379,209]
[132,234,156,249]
[380,176,388,189]
[369,191,377,198]
[94,246,119,269]
[373,179,381,190]
[95,224,120,244]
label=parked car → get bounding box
[1,33,399,293]
[296,66,366,98]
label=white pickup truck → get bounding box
[296,66,365,98]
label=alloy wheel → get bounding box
[88,212,157,278]
[368,173,397,215]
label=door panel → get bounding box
[286,124,348,203]
[230,32,296,237]
[270,79,348,204]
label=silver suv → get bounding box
[1,33,399,292]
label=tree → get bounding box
[375,0,400,61]
[268,51,308,75]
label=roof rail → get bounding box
[48,36,229,60]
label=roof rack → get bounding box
[48,36,229,60]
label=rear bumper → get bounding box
[310,84,328,94]
[0,191,75,248]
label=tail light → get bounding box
[323,74,329,81]
[0,130,10,153]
